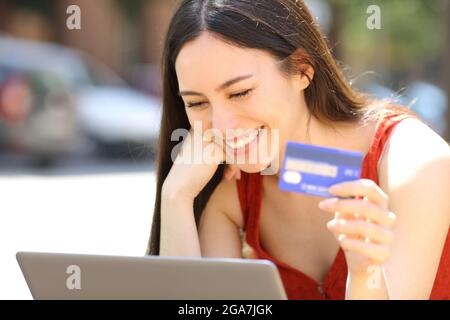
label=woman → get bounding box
[146,0,450,299]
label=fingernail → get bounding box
[326,220,335,229]
[329,185,342,193]
[318,198,337,210]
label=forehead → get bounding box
[175,32,275,90]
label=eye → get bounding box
[185,88,254,108]
[186,101,207,108]
[229,89,253,99]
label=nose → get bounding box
[211,106,240,135]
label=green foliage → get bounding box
[113,0,145,19]
[331,0,444,74]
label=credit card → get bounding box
[278,142,364,198]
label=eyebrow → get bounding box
[178,74,254,97]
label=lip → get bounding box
[225,125,264,143]
[225,125,266,159]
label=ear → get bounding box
[300,64,314,89]
[289,48,315,90]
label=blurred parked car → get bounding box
[0,67,79,166]
[0,34,162,163]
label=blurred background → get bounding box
[0,0,448,299]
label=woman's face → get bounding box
[175,32,311,174]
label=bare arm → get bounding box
[343,146,449,300]
[159,190,202,257]
[198,180,243,258]
[159,128,226,257]
[160,177,243,258]
[379,120,450,299]
[322,119,450,299]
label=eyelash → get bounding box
[186,89,253,108]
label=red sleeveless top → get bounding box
[236,108,450,300]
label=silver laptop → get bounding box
[16,251,287,300]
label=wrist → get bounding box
[161,183,195,205]
[347,271,367,285]
[348,264,385,279]
[346,265,390,300]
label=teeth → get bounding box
[226,126,263,150]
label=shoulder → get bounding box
[376,117,449,298]
[378,117,450,184]
[378,117,450,219]
[202,175,244,228]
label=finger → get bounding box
[334,199,372,225]
[319,198,396,228]
[229,165,239,178]
[224,165,233,180]
[174,127,225,169]
[327,219,394,245]
[224,165,240,181]
[229,166,241,180]
[200,132,225,166]
[206,140,226,165]
[330,202,377,242]
[332,211,364,241]
[339,238,391,263]
[328,179,389,210]
[334,210,360,221]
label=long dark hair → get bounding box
[146,0,383,255]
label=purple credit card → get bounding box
[278,141,364,198]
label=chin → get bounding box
[237,161,273,174]
[236,147,279,174]
[224,124,280,174]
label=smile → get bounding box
[225,126,264,150]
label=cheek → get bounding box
[257,86,294,125]
[186,109,212,130]
[269,94,302,132]
[258,99,288,130]
[248,95,278,123]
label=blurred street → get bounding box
[0,155,156,299]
